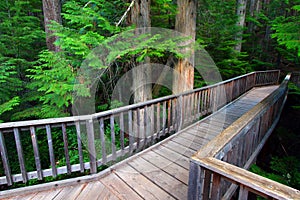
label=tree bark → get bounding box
[128,0,152,144]
[42,0,61,52]
[173,0,197,94]
[235,0,248,52]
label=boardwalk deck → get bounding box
[1,86,279,200]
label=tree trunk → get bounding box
[42,0,61,52]
[128,0,152,146]
[173,0,197,94]
[235,0,248,52]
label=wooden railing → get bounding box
[0,70,280,186]
[188,74,300,199]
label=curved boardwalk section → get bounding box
[1,86,279,200]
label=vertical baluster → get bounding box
[86,119,97,174]
[75,121,84,172]
[211,174,221,199]
[136,108,141,149]
[143,106,148,149]
[150,104,155,143]
[99,118,107,164]
[30,126,42,180]
[162,101,166,136]
[110,115,116,161]
[13,128,27,183]
[202,170,212,199]
[46,125,57,177]
[188,161,205,200]
[238,185,249,200]
[62,123,71,174]
[156,103,161,137]
[128,110,133,155]
[197,92,201,117]
[191,93,195,121]
[172,99,177,132]
[119,112,125,156]
[181,96,185,127]
[0,130,12,185]
[167,100,171,133]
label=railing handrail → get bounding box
[192,157,300,199]
[188,73,299,200]
[194,73,289,159]
[0,70,279,129]
[0,70,281,187]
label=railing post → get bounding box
[86,119,97,174]
[0,131,12,185]
[188,160,204,200]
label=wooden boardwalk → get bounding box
[1,86,279,200]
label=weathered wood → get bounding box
[30,126,43,180]
[100,173,142,200]
[128,157,188,199]
[211,173,221,200]
[0,70,284,186]
[193,157,300,200]
[46,124,57,177]
[61,123,71,174]
[86,119,97,174]
[141,150,189,184]
[0,130,12,185]
[119,112,125,155]
[115,164,174,200]
[75,121,84,172]
[53,184,86,200]
[14,128,28,183]
[128,110,134,155]
[188,161,203,200]
[110,115,116,160]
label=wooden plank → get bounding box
[75,121,84,172]
[0,130,12,185]
[141,150,189,184]
[53,184,86,200]
[171,136,202,151]
[162,140,195,158]
[61,123,71,174]
[25,188,62,200]
[30,126,43,180]
[14,128,27,183]
[100,172,142,200]
[152,146,190,170]
[46,124,57,177]
[115,164,175,200]
[75,181,116,200]
[128,157,188,200]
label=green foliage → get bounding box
[0,0,45,122]
[251,156,300,189]
[272,4,300,57]
[197,0,251,79]
[151,0,177,28]
[27,51,75,118]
